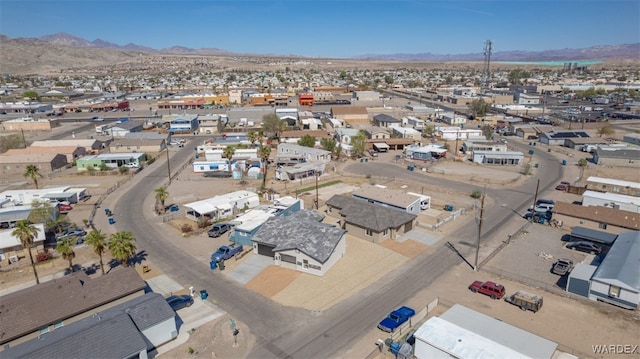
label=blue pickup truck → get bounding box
[211,244,243,263]
[377,306,416,332]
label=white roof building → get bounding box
[414,304,558,359]
[0,223,46,252]
[184,190,259,221]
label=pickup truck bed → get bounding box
[377,306,415,332]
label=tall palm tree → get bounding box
[85,229,107,275]
[259,145,271,189]
[56,237,76,272]
[108,231,137,267]
[12,220,41,284]
[24,164,43,189]
[154,186,170,214]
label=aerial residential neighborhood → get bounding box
[1,9,639,358]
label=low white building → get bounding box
[184,190,259,222]
[352,184,422,215]
[472,150,524,165]
[276,143,331,164]
[389,125,422,140]
[204,148,258,161]
[582,190,640,213]
[440,113,467,126]
[414,304,558,359]
[437,127,483,141]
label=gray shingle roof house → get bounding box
[252,210,346,276]
[2,292,177,358]
[0,267,146,348]
[325,195,417,243]
[589,230,640,309]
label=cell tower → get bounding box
[482,40,493,90]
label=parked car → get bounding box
[58,203,73,212]
[536,199,556,206]
[368,149,378,157]
[468,280,505,299]
[377,306,415,332]
[208,223,232,238]
[56,228,87,240]
[165,295,194,311]
[123,163,140,169]
[566,241,602,254]
[552,258,574,275]
[555,181,570,191]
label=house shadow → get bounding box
[554,274,569,290]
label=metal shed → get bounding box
[566,263,597,296]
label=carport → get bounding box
[373,142,390,152]
[566,263,597,296]
[569,226,617,246]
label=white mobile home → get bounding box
[582,190,640,213]
[184,190,259,222]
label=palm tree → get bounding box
[259,145,271,189]
[85,229,107,275]
[108,231,137,267]
[247,130,258,148]
[154,186,170,214]
[12,220,41,284]
[24,164,43,189]
[56,237,76,272]
[223,146,236,163]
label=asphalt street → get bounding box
[113,137,562,358]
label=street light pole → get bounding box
[166,147,172,185]
[474,191,485,271]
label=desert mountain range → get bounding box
[0,32,638,75]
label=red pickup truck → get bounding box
[468,280,505,299]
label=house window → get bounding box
[39,326,50,335]
[383,229,389,236]
[53,321,64,329]
[3,165,10,170]
[609,286,620,298]
[599,223,607,230]
[365,229,372,236]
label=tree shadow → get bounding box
[64,264,84,276]
[129,250,148,266]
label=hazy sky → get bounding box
[1,0,638,58]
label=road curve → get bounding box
[112,137,562,358]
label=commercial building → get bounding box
[0,153,68,178]
[472,150,524,165]
[593,147,640,168]
[1,118,57,132]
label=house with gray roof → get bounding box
[2,292,177,358]
[0,267,146,348]
[593,147,640,168]
[589,230,640,309]
[325,195,417,243]
[373,113,401,128]
[251,210,346,276]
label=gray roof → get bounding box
[325,195,416,232]
[595,148,640,159]
[570,226,618,245]
[592,231,640,291]
[373,113,400,123]
[0,267,146,345]
[110,120,144,131]
[252,212,345,263]
[2,292,173,358]
[440,304,558,359]
[3,313,146,359]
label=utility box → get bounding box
[505,290,543,313]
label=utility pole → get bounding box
[529,179,540,222]
[166,147,172,185]
[315,170,319,209]
[475,190,485,271]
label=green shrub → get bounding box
[471,190,482,199]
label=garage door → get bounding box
[257,243,275,256]
[280,253,296,264]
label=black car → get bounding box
[566,241,602,254]
[165,295,194,311]
[208,223,231,238]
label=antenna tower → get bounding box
[482,40,493,90]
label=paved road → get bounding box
[113,137,562,358]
